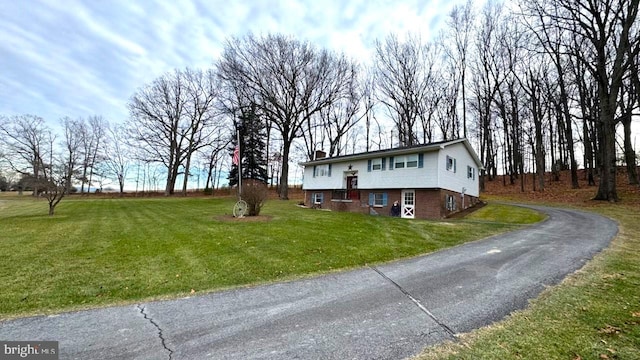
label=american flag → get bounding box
[232,145,239,166]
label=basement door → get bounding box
[401,189,415,219]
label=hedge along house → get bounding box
[300,138,483,219]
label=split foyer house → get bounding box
[300,138,483,219]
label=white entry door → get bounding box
[401,189,415,219]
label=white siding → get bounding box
[302,162,348,190]
[437,143,480,197]
[359,152,438,189]
[302,152,440,190]
[302,140,481,196]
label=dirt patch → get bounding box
[216,215,273,222]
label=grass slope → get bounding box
[0,195,534,319]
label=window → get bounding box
[467,166,475,180]
[406,154,418,168]
[313,164,330,177]
[368,158,386,171]
[371,158,382,171]
[368,192,388,207]
[446,194,457,211]
[313,192,324,204]
[446,156,456,172]
[394,154,419,169]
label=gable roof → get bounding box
[300,138,484,169]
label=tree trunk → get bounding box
[278,141,291,200]
[182,151,193,196]
[622,113,639,185]
[594,121,618,201]
[534,109,545,192]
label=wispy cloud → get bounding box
[0,0,464,126]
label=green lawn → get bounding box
[0,195,533,319]
[414,201,640,360]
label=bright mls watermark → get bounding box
[0,342,58,360]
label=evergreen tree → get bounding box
[228,104,268,187]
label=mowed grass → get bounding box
[0,195,533,319]
[414,201,640,360]
[463,203,547,224]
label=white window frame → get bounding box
[446,156,456,172]
[446,194,457,211]
[313,192,324,204]
[314,164,330,177]
[373,193,385,207]
[405,154,418,168]
[467,166,475,180]
[394,154,418,169]
[371,158,382,171]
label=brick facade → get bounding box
[305,189,479,220]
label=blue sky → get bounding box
[0,0,460,127]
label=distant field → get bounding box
[0,194,533,319]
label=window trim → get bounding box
[446,194,457,211]
[405,154,419,168]
[371,158,382,171]
[446,156,457,173]
[313,164,331,177]
[467,165,475,180]
[368,192,388,207]
[394,154,419,169]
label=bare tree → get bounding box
[531,0,640,201]
[443,0,475,138]
[374,34,438,146]
[128,69,186,195]
[180,68,224,195]
[128,68,222,195]
[77,115,108,193]
[521,0,581,189]
[217,33,352,199]
[316,63,363,157]
[469,0,505,188]
[102,124,131,195]
[0,115,51,196]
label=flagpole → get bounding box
[237,127,242,200]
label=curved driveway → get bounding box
[0,205,618,359]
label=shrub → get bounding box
[242,182,268,216]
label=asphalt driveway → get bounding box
[0,205,618,359]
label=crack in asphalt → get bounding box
[370,266,457,339]
[137,305,174,360]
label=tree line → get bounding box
[1,0,638,213]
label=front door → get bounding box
[346,176,358,200]
[401,189,415,219]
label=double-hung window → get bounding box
[313,164,330,177]
[467,166,475,180]
[446,194,457,211]
[371,158,382,171]
[446,156,456,172]
[406,154,418,168]
[394,154,419,169]
[368,192,388,207]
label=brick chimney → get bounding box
[314,150,326,160]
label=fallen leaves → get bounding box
[598,324,621,335]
